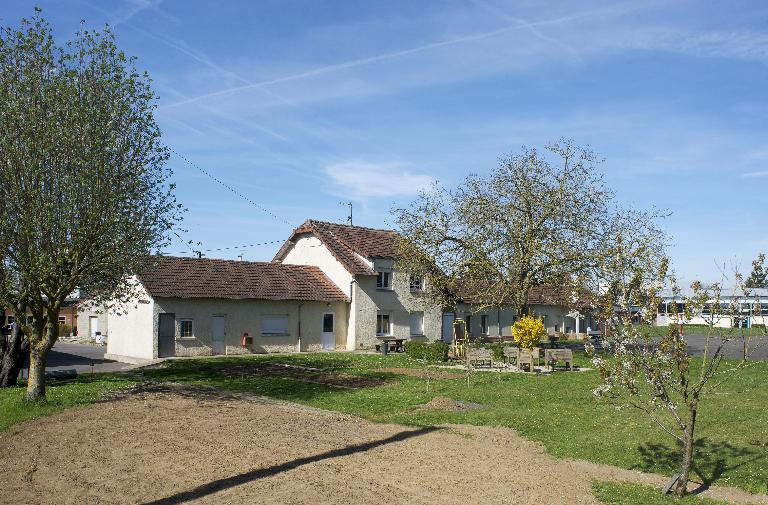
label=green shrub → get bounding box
[476,342,507,361]
[404,341,448,362]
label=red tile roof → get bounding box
[274,220,400,276]
[452,281,594,308]
[138,256,348,302]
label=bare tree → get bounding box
[0,11,181,400]
[393,139,614,315]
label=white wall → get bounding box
[280,234,354,294]
[106,281,156,363]
[152,298,349,356]
[76,302,109,339]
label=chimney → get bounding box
[237,254,243,261]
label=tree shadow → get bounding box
[140,425,440,505]
[46,349,115,367]
[633,438,764,492]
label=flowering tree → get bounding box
[511,315,545,350]
[588,217,755,497]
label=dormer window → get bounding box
[409,274,424,292]
[376,271,392,290]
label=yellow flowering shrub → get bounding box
[512,315,545,350]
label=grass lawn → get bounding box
[0,374,138,432]
[140,352,768,495]
[592,481,730,505]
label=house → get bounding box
[448,283,598,342]
[3,298,79,334]
[656,287,768,328]
[104,256,349,363]
[104,219,598,363]
[273,219,442,350]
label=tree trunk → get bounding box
[0,323,30,387]
[26,344,50,401]
[672,406,698,497]
[26,320,58,401]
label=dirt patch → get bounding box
[218,362,390,389]
[1,385,765,505]
[417,396,484,412]
[374,367,464,379]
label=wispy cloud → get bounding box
[90,0,173,27]
[741,170,768,178]
[160,7,609,110]
[325,162,432,199]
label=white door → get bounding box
[442,312,454,343]
[321,313,335,350]
[89,316,99,338]
[212,316,226,355]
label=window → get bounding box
[465,315,472,336]
[6,315,14,325]
[409,312,424,336]
[58,316,66,324]
[262,315,289,335]
[376,271,392,289]
[376,312,391,335]
[26,315,33,324]
[323,313,334,333]
[409,275,424,291]
[179,319,194,338]
[480,314,489,335]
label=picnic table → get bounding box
[376,337,405,355]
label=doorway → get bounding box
[321,312,335,350]
[88,316,99,339]
[442,312,455,343]
[212,315,226,355]
[158,313,176,358]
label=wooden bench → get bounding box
[466,347,493,368]
[545,349,574,371]
[517,350,534,372]
[502,346,519,367]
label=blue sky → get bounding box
[5,0,768,282]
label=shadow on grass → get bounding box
[634,438,765,493]
[141,426,440,505]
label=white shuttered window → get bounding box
[262,315,289,335]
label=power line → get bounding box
[173,239,285,255]
[168,146,295,227]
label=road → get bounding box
[43,342,133,375]
[679,334,768,360]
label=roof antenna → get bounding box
[340,201,353,226]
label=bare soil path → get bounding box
[0,384,765,505]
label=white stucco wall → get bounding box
[280,234,357,349]
[76,302,109,339]
[106,281,156,363]
[280,234,354,293]
[153,298,349,356]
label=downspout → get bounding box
[349,279,356,349]
[297,303,303,352]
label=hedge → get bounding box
[404,341,449,362]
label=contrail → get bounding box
[161,8,605,110]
